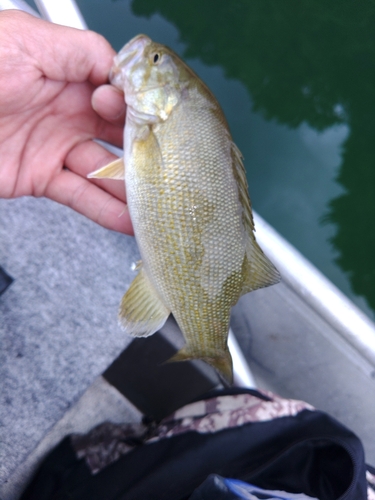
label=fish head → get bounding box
[110,34,190,123]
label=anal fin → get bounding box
[119,269,170,337]
[87,158,125,180]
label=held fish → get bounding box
[88,35,280,383]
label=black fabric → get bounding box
[189,474,238,500]
[0,265,13,296]
[190,386,273,403]
[21,391,367,500]
[188,474,318,499]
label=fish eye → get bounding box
[152,53,161,64]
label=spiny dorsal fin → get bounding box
[231,142,255,234]
[87,158,125,180]
[118,268,170,337]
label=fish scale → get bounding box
[132,105,241,337]
[88,34,280,383]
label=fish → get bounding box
[88,34,280,383]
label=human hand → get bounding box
[0,10,131,234]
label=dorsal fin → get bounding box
[231,142,255,234]
[231,142,281,294]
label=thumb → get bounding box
[7,10,115,85]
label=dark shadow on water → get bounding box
[130,0,375,312]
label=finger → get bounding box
[96,120,124,149]
[92,85,126,126]
[11,11,116,85]
[65,140,126,202]
[45,169,133,235]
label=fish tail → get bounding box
[168,346,233,385]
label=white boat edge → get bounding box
[254,212,375,367]
[0,0,38,16]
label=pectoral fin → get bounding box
[119,268,170,337]
[87,158,125,180]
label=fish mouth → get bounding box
[110,34,151,87]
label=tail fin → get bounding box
[168,346,233,385]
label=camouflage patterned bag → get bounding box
[21,388,374,500]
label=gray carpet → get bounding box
[0,196,139,485]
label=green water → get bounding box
[75,0,374,320]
